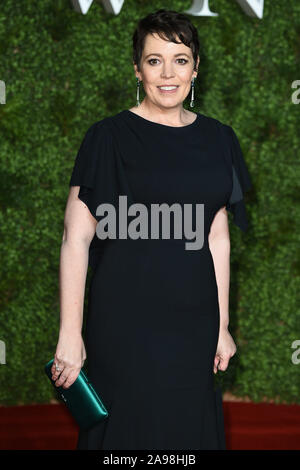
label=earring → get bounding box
[136,77,141,106]
[190,77,195,108]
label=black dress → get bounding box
[69,109,252,450]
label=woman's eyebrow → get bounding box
[144,53,190,59]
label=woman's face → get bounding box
[134,32,199,110]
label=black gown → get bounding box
[69,109,252,450]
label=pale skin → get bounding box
[52,32,236,389]
[51,187,96,388]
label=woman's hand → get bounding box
[51,332,87,389]
[213,325,237,374]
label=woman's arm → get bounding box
[59,186,97,335]
[208,206,237,373]
[51,186,97,388]
[208,206,230,329]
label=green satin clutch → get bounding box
[45,358,109,430]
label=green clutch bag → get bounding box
[45,358,109,430]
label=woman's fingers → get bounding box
[52,369,63,381]
[213,355,220,373]
[54,367,81,389]
[51,359,64,381]
[54,367,70,388]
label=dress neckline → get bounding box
[123,109,201,129]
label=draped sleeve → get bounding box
[220,124,253,232]
[69,119,133,270]
[69,120,120,222]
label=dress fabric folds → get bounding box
[69,110,252,450]
[219,124,252,232]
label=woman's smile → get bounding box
[157,85,180,94]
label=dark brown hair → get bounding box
[132,9,200,72]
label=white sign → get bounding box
[236,0,264,19]
[185,0,264,18]
[71,0,264,18]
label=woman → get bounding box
[51,9,252,450]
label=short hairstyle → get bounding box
[132,9,200,72]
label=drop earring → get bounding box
[190,77,195,108]
[136,77,141,107]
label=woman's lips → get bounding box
[157,86,179,94]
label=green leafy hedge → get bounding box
[0,0,299,406]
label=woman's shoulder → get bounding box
[86,111,131,134]
[84,116,111,133]
[78,114,121,145]
[198,113,232,134]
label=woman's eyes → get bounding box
[148,58,188,65]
